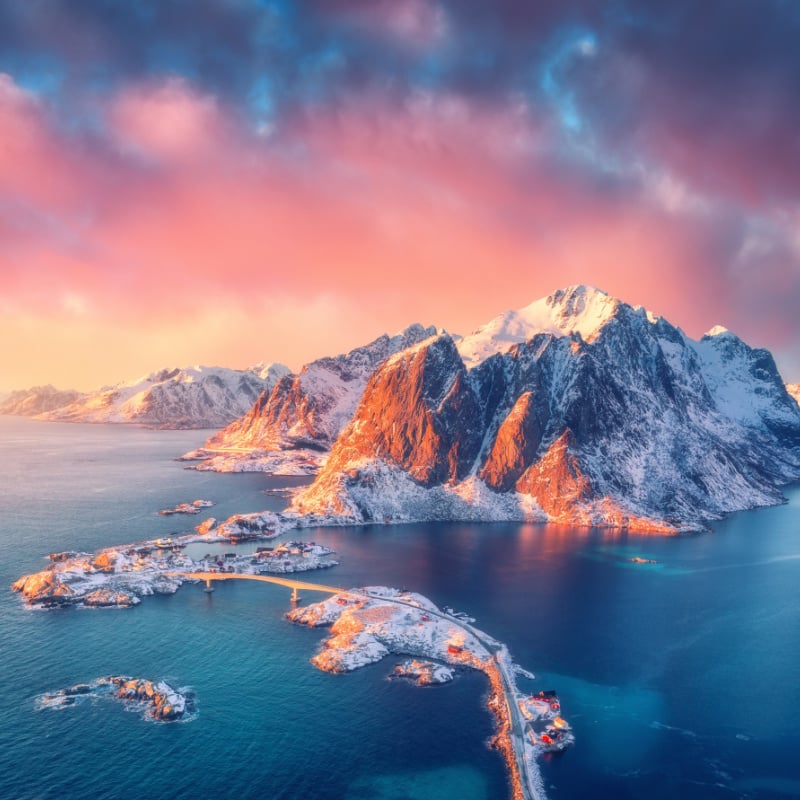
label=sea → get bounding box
[1,416,799,800]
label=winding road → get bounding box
[171,571,544,800]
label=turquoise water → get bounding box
[1,417,799,799]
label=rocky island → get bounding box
[159,499,215,515]
[37,676,195,721]
[12,524,337,608]
[391,659,456,686]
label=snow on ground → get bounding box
[181,448,326,475]
[288,587,490,673]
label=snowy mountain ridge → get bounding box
[456,285,646,368]
[0,385,84,417]
[288,286,800,532]
[187,324,437,472]
[13,363,291,429]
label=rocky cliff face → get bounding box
[34,364,289,429]
[292,286,800,532]
[192,324,437,471]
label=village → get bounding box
[12,505,338,609]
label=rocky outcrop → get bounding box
[110,677,189,720]
[291,286,800,532]
[37,677,194,721]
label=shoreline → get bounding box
[287,586,573,800]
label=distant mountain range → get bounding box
[287,286,800,532]
[0,385,83,416]
[1,363,289,429]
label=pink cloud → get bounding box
[0,74,793,389]
[108,78,230,163]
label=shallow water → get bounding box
[1,416,799,799]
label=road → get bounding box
[173,573,544,800]
[169,571,345,595]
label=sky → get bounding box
[1,0,800,391]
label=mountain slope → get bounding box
[37,364,290,429]
[0,385,84,416]
[185,324,437,473]
[291,286,800,532]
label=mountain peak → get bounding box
[457,285,621,368]
[542,284,618,332]
[703,325,731,339]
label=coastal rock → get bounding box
[391,659,455,686]
[83,589,140,607]
[13,571,77,605]
[159,499,214,515]
[37,676,194,721]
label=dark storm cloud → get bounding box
[2,0,798,209]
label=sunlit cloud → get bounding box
[0,2,799,390]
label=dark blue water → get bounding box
[1,417,799,799]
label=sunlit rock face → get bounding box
[37,677,193,722]
[318,334,483,487]
[293,286,800,532]
[198,323,437,466]
[787,383,800,408]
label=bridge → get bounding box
[170,571,543,799]
[169,571,349,602]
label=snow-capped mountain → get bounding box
[290,286,800,532]
[187,324,437,473]
[0,385,84,416]
[787,383,800,408]
[35,363,290,429]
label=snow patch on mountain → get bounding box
[36,364,289,429]
[457,285,624,368]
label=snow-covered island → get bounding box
[36,676,195,721]
[12,524,337,608]
[179,448,326,476]
[158,499,215,515]
[288,587,573,800]
[391,659,455,686]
